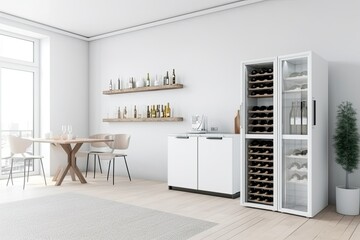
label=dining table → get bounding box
[31,138,113,186]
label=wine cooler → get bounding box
[240,51,328,217]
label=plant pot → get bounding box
[336,186,360,215]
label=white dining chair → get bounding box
[6,135,47,189]
[97,134,131,185]
[75,133,111,178]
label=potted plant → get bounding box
[334,101,360,215]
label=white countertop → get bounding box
[169,133,241,138]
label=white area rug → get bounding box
[0,193,216,240]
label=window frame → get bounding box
[0,30,40,178]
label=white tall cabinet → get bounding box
[240,51,328,217]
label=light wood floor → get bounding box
[0,175,359,240]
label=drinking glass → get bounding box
[67,125,73,134]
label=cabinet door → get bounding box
[168,136,198,189]
[198,137,233,194]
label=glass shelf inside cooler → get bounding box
[282,139,308,213]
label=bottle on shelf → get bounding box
[134,105,137,118]
[123,106,128,119]
[151,105,156,118]
[160,105,164,118]
[172,69,176,84]
[165,71,170,85]
[301,101,308,135]
[289,102,296,134]
[154,75,160,86]
[146,73,151,87]
[147,106,150,118]
[118,77,121,90]
[156,105,160,118]
[165,102,171,118]
[295,101,302,134]
[109,79,113,90]
[128,78,133,89]
[117,107,121,119]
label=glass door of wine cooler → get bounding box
[280,55,310,215]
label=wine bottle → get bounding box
[123,106,128,119]
[147,106,150,118]
[267,68,273,73]
[165,71,170,85]
[295,101,302,134]
[109,79,113,90]
[289,102,295,134]
[156,105,160,118]
[128,78,133,89]
[146,73,150,87]
[301,101,308,135]
[160,105,164,118]
[172,69,176,84]
[118,78,121,90]
[251,70,258,75]
[165,103,171,118]
[117,107,121,119]
[153,105,157,118]
[134,105,137,118]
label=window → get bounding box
[0,34,34,62]
[0,31,39,178]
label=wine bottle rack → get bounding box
[248,70,274,98]
[247,139,274,206]
[248,106,274,134]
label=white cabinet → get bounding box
[168,136,197,189]
[168,134,240,198]
[198,136,240,194]
[240,51,328,217]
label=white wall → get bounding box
[0,17,89,175]
[89,0,360,204]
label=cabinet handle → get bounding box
[176,136,189,139]
[313,100,316,126]
[206,137,223,140]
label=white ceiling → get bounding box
[0,0,249,38]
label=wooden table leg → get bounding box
[71,143,86,183]
[52,168,61,181]
[55,143,87,186]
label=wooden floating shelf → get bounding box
[103,117,183,122]
[103,84,183,95]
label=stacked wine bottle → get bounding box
[248,68,274,97]
[248,105,274,134]
[247,139,274,205]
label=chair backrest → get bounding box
[106,134,130,151]
[8,135,33,154]
[90,133,110,148]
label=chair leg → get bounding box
[23,159,27,189]
[40,159,47,186]
[85,153,89,177]
[7,158,14,186]
[124,156,131,181]
[97,155,102,174]
[113,158,115,185]
[93,154,96,179]
[27,159,31,182]
[107,160,111,181]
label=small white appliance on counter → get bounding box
[190,115,207,133]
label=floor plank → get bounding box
[0,175,355,240]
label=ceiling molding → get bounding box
[89,0,264,41]
[0,0,264,42]
[0,11,88,41]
